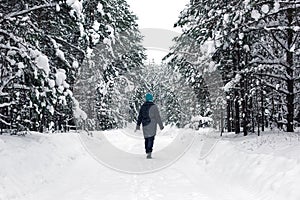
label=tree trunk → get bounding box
[241,74,248,136]
[235,91,240,134]
[261,81,265,132]
[256,89,260,136]
[286,8,294,132]
[221,110,224,136]
[249,96,255,133]
[242,95,248,136]
[227,97,232,132]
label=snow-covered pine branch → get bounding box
[1,3,56,21]
[250,59,289,69]
[257,77,289,96]
[254,72,288,82]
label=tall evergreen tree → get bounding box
[73,0,145,130]
[168,0,300,134]
[0,0,86,132]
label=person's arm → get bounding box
[136,107,142,130]
[154,105,164,130]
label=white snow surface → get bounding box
[191,115,213,123]
[0,127,300,200]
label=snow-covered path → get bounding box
[20,129,253,200]
[1,127,299,200]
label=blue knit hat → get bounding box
[145,93,153,102]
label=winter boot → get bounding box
[146,152,152,159]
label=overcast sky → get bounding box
[126,0,189,63]
[126,0,189,31]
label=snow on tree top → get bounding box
[251,10,261,21]
[36,53,50,76]
[56,49,65,61]
[55,69,67,86]
[48,79,55,88]
[97,3,105,15]
[223,74,242,92]
[274,1,280,12]
[261,5,269,14]
[66,0,83,19]
[72,60,79,69]
[73,98,87,120]
[93,21,100,32]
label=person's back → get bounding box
[136,93,164,159]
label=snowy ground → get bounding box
[0,126,300,200]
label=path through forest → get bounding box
[19,128,263,200]
[1,127,299,200]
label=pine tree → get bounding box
[246,0,300,132]
[0,0,87,132]
[169,0,300,134]
[73,0,145,130]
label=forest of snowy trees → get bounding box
[167,0,300,134]
[0,0,299,134]
[0,0,145,133]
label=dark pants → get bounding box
[145,136,155,153]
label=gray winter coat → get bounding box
[137,102,163,138]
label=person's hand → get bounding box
[135,125,140,132]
